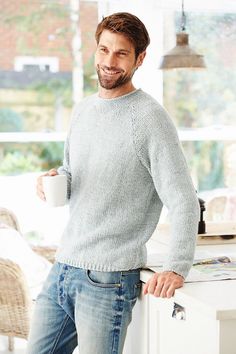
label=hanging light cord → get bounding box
[181,0,186,31]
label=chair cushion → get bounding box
[0,227,52,299]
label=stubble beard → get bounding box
[96,65,135,90]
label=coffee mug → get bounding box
[42,174,67,207]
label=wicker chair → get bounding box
[0,207,20,233]
[0,207,56,351]
[0,258,31,351]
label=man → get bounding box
[28,12,199,354]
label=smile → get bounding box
[101,67,121,75]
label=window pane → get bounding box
[163,12,236,128]
[0,0,98,244]
[0,0,98,134]
[163,11,236,193]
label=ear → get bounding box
[135,51,146,69]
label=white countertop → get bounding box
[141,238,236,320]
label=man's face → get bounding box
[95,30,144,90]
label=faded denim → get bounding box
[27,262,141,354]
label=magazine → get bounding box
[146,252,236,282]
[186,255,236,282]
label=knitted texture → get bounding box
[56,89,199,278]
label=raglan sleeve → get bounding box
[134,105,200,278]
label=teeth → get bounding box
[102,68,119,75]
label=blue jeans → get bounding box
[27,262,142,354]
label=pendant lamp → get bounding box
[159,0,206,70]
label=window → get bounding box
[14,56,59,73]
[0,0,98,245]
[162,11,236,194]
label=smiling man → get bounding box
[27,12,199,354]
[95,29,145,94]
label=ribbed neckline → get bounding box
[96,88,141,103]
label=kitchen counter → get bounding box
[123,238,236,354]
[142,238,236,320]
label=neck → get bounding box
[98,81,136,99]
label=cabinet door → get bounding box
[123,289,149,354]
[219,319,236,354]
[148,295,219,354]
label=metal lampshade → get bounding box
[159,32,206,70]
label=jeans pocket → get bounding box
[86,269,122,288]
[121,271,142,302]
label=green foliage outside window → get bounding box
[0,108,24,132]
[0,142,64,175]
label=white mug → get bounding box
[42,175,67,207]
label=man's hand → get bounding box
[36,168,58,201]
[143,271,184,298]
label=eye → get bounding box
[99,47,108,54]
[118,52,127,57]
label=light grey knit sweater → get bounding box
[56,89,199,278]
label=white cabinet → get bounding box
[148,295,219,354]
[147,290,236,354]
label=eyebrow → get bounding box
[98,44,131,54]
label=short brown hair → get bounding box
[95,12,150,58]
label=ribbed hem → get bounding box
[55,255,145,272]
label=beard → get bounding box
[96,65,135,90]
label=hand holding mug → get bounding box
[36,169,58,201]
[37,169,67,207]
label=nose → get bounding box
[104,52,117,68]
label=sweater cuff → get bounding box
[162,269,185,280]
[162,264,188,279]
